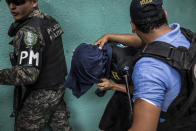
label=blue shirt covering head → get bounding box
[64,43,112,98]
[132,23,190,115]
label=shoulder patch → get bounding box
[194,64,196,79]
[24,32,38,45]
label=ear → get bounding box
[31,0,38,8]
[164,10,168,22]
[130,22,136,33]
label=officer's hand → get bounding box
[96,78,114,91]
[94,34,110,49]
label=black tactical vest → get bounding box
[135,28,196,131]
[24,16,67,89]
[110,43,138,84]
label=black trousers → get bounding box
[158,118,196,131]
[99,91,132,131]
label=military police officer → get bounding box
[0,0,72,130]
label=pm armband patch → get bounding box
[19,50,40,67]
[24,32,38,46]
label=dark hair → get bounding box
[130,5,168,33]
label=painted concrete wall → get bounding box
[0,0,196,131]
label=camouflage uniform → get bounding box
[0,10,72,131]
[15,83,71,131]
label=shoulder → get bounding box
[133,57,171,81]
[132,57,172,108]
[12,25,44,56]
[14,23,45,46]
[132,56,181,95]
[132,56,181,89]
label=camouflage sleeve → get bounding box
[0,25,44,86]
[15,26,44,68]
[0,66,39,86]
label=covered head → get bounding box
[64,43,112,98]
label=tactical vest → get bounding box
[135,28,196,131]
[110,43,138,84]
[21,16,67,89]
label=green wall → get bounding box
[0,0,196,131]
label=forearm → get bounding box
[0,66,39,86]
[111,82,133,93]
[107,34,142,48]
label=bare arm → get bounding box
[96,78,133,93]
[94,34,142,49]
[128,99,161,131]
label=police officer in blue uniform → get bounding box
[94,0,196,130]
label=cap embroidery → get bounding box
[140,0,153,6]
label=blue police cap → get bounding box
[130,0,164,23]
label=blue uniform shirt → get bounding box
[132,23,190,113]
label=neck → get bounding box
[138,24,172,44]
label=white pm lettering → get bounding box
[19,51,28,64]
[29,50,39,66]
[19,50,39,66]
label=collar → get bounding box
[28,9,43,19]
[155,23,181,46]
[8,9,42,37]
